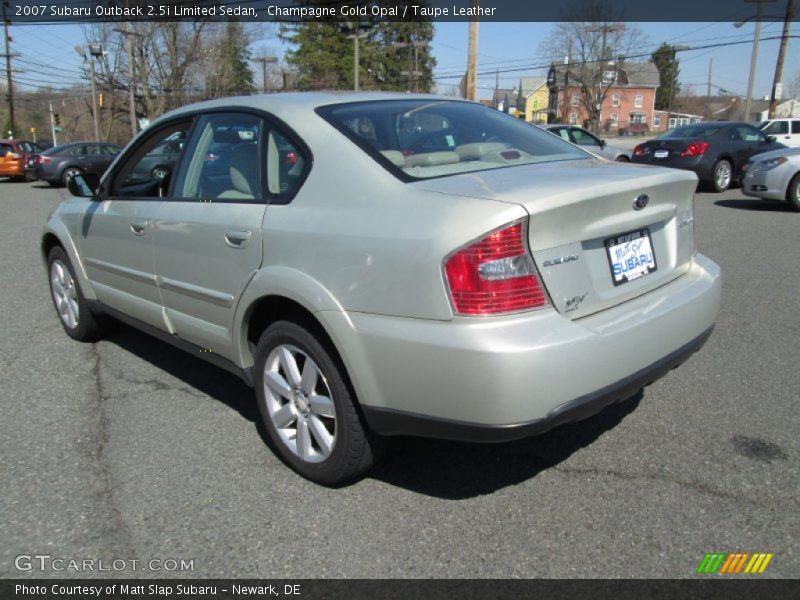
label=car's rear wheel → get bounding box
[254,320,380,485]
[47,246,106,342]
[787,173,800,211]
[615,155,630,162]
[711,159,732,192]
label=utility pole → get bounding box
[466,0,479,100]
[585,24,622,133]
[49,100,57,146]
[739,0,777,122]
[2,0,16,136]
[706,58,713,120]
[396,40,426,93]
[253,55,277,94]
[769,0,795,118]
[114,26,141,138]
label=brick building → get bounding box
[546,61,660,134]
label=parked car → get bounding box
[0,139,41,181]
[741,146,800,211]
[124,132,186,185]
[42,93,721,484]
[32,142,121,186]
[759,117,800,148]
[542,124,631,161]
[631,122,784,192]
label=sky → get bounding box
[5,17,799,108]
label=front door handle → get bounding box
[130,220,149,235]
[224,229,252,248]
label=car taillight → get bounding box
[286,151,299,165]
[7,152,20,159]
[36,156,51,165]
[633,144,646,156]
[444,220,549,316]
[680,141,709,157]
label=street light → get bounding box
[75,44,103,141]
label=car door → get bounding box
[152,111,304,357]
[736,124,775,168]
[568,127,606,157]
[77,122,193,328]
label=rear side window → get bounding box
[318,99,587,180]
[793,121,800,134]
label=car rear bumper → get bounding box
[324,253,721,441]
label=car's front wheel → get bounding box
[254,320,380,485]
[61,167,84,186]
[711,159,732,192]
[47,246,106,342]
[787,173,800,211]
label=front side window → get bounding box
[318,100,588,181]
[760,120,788,135]
[112,123,191,197]
[571,128,601,146]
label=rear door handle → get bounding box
[224,229,252,248]
[130,220,149,235]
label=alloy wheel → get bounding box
[50,259,79,329]
[263,344,336,463]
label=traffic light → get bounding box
[54,113,61,126]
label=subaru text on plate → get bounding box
[42,93,721,484]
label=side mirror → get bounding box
[67,173,99,198]
[766,135,776,143]
[599,139,607,149]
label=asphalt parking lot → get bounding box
[1,179,798,579]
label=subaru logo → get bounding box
[633,194,649,211]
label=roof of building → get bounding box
[549,61,660,87]
[518,77,548,97]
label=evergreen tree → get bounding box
[205,22,255,97]
[652,43,681,111]
[281,1,435,92]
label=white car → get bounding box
[759,118,800,148]
[742,146,800,210]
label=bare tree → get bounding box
[539,0,648,130]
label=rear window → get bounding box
[662,125,721,139]
[317,99,588,180]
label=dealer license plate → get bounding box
[605,229,657,286]
[654,149,669,159]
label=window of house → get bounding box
[612,94,620,107]
[653,114,662,127]
[631,113,645,124]
[610,113,619,126]
[634,95,643,108]
[569,112,578,124]
[571,93,579,106]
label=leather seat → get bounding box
[218,144,259,199]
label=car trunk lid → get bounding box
[413,160,698,319]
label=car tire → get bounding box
[711,159,732,193]
[615,155,630,162]
[47,246,106,342]
[787,173,800,212]
[254,320,381,485]
[61,167,83,186]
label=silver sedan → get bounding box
[541,124,631,161]
[42,93,720,484]
[742,147,800,211]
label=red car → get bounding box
[0,139,41,181]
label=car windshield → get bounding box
[661,125,722,139]
[318,99,588,180]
